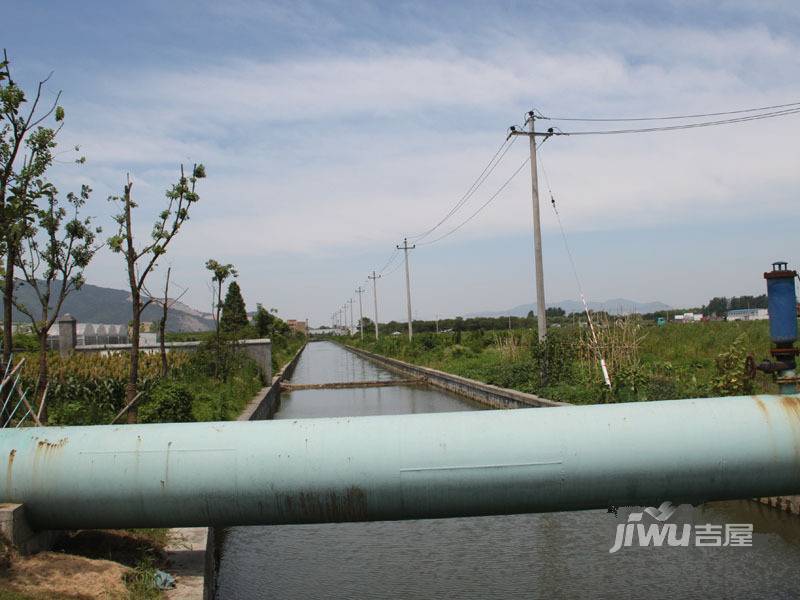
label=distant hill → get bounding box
[466,298,672,318]
[3,280,215,332]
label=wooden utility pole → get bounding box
[368,271,381,340]
[397,238,416,340]
[355,286,365,340]
[510,111,550,342]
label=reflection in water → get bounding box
[216,342,800,599]
[287,341,398,384]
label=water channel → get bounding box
[215,341,800,599]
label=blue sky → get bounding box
[5,1,800,325]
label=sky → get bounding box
[4,1,800,326]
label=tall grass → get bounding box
[347,319,776,404]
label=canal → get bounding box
[215,341,800,599]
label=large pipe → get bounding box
[2,394,799,530]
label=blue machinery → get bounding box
[756,262,799,394]
[0,264,798,531]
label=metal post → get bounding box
[368,271,381,340]
[397,238,416,341]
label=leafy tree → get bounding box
[221,280,248,333]
[12,184,100,422]
[205,259,237,337]
[108,164,205,422]
[705,297,728,317]
[253,303,274,338]
[546,307,565,317]
[526,310,535,319]
[205,259,237,379]
[729,294,767,310]
[0,51,79,364]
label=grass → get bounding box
[124,556,162,600]
[185,353,264,421]
[272,335,306,374]
[0,590,60,600]
[347,319,777,404]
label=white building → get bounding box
[726,308,769,321]
[674,312,704,323]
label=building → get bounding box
[673,312,704,323]
[286,319,308,335]
[726,308,769,322]
[47,322,130,348]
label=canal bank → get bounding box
[169,343,306,600]
[343,343,564,408]
[211,341,800,599]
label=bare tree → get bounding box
[108,164,205,422]
[13,184,99,421]
[147,266,188,377]
[0,50,78,365]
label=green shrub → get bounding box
[139,380,195,424]
[443,344,472,360]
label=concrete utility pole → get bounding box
[355,287,365,340]
[510,111,550,342]
[348,298,354,336]
[435,314,439,334]
[368,271,381,340]
[397,238,416,341]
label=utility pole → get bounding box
[509,111,550,342]
[435,313,439,334]
[397,237,416,341]
[355,287,365,340]
[348,298,354,336]
[368,271,381,340]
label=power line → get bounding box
[377,248,400,274]
[554,106,800,136]
[540,100,800,122]
[416,139,547,247]
[382,258,405,277]
[409,135,519,243]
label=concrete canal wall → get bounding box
[199,343,306,600]
[343,344,566,409]
[757,495,800,516]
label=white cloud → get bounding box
[44,16,800,320]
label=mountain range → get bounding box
[3,280,216,332]
[466,298,672,318]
